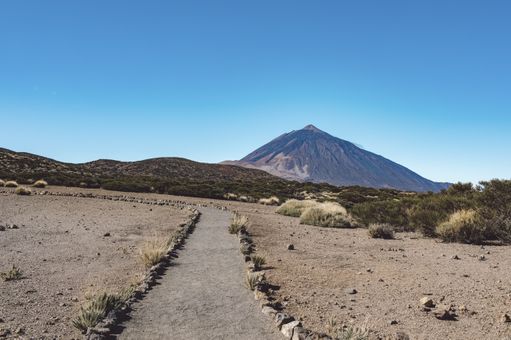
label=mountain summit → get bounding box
[225,125,449,192]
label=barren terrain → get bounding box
[0,187,189,339]
[229,203,511,340]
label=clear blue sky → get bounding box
[1,1,510,184]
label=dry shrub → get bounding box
[15,186,32,195]
[244,272,259,290]
[229,213,248,234]
[1,265,23,281]
[139,236,170,268]
[300,202,357,228]
[436,209,486,244]
[276,199,317,217]
[224,192,238,200]
[258,196,280,206]
[33,179,48,188]
[250,255,266,271]
[368,223,395,239]
[5,180,18,188]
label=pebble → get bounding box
[345,288,357,295]
[420,297,435,308]
[287,244,294,250]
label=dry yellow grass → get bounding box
[258,196,280,206]
[300,202,357,228]
[229,213,248,234]
[15,186,32,195]
[0,179,5,187]
[276,199,317,217]
[436,209,484,243]
[33,179,48,188]
[5,180,18,188]
[139,236,170,268]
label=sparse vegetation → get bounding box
[300,202,357,228]
[258,196,280,206]
[139,236,170,268]
[229,213,248,234]
[250,255,266,271]
[72,288,134,333]
[436,209,485,244]
[5,180,18,188]
[368,223,395,239]
[276,199,317,217]
[244,272,259,290]
[15,186,32,195]
[33,179,48,188]
[326,318,369,340]
[1,265,23,281]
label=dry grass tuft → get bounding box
[244,272,259,291]
[251,255,266,271]
[139,236,170,268]
[258,196,280,206]
[1,265,23,281]
[5,180,18,188]
[436,209,484,243]
[368,223,395,239]
[72,287,134,333]
[223,192,238,200]
[276,199,317,217]
[326,318,369,340]
[33,179,48,188]
[229,213,248,234]
[15,186,32,195]
[300,202,357,228]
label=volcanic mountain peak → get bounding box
[229,125,450,192]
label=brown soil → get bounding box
[0,187,189,339]
[228,203,511,340]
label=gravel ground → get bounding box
[0,188,189,339]
[117,207,280,340]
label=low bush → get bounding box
[139,236,170,268]
[368,223,395,239]
[250,255,266,271]
[33,179,48,188]
[15,186,32,195]
[258,196,280,206]
[436,209,486,244]
[276,199,317,217]
[5,180,18,188]
[1,265,23,281]
[229,214,248,234]
[300,202,357,228]
[72,288,134,333]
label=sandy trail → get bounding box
[117,207,279,340]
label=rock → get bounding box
[420,297,435,308]
[434,305,456,320]
[291,327,309,340]
[452,255,460,260]
[345,288,357,295]
[103,232,111,237]
[275,313,294,329]
[262,306,277,317]
[479,255,486,261]
[501,313,511,323]
[281,320,301,338]
[389,320,398,325]
[287,244,295,250]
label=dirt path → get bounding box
[116,207,280,340]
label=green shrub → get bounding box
[436,210,486,244]
[276,199,317,217]
[368,223,395,239]
[300,202,357,228]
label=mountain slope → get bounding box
[225,125,449,192]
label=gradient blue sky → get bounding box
[1,1,510,184]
